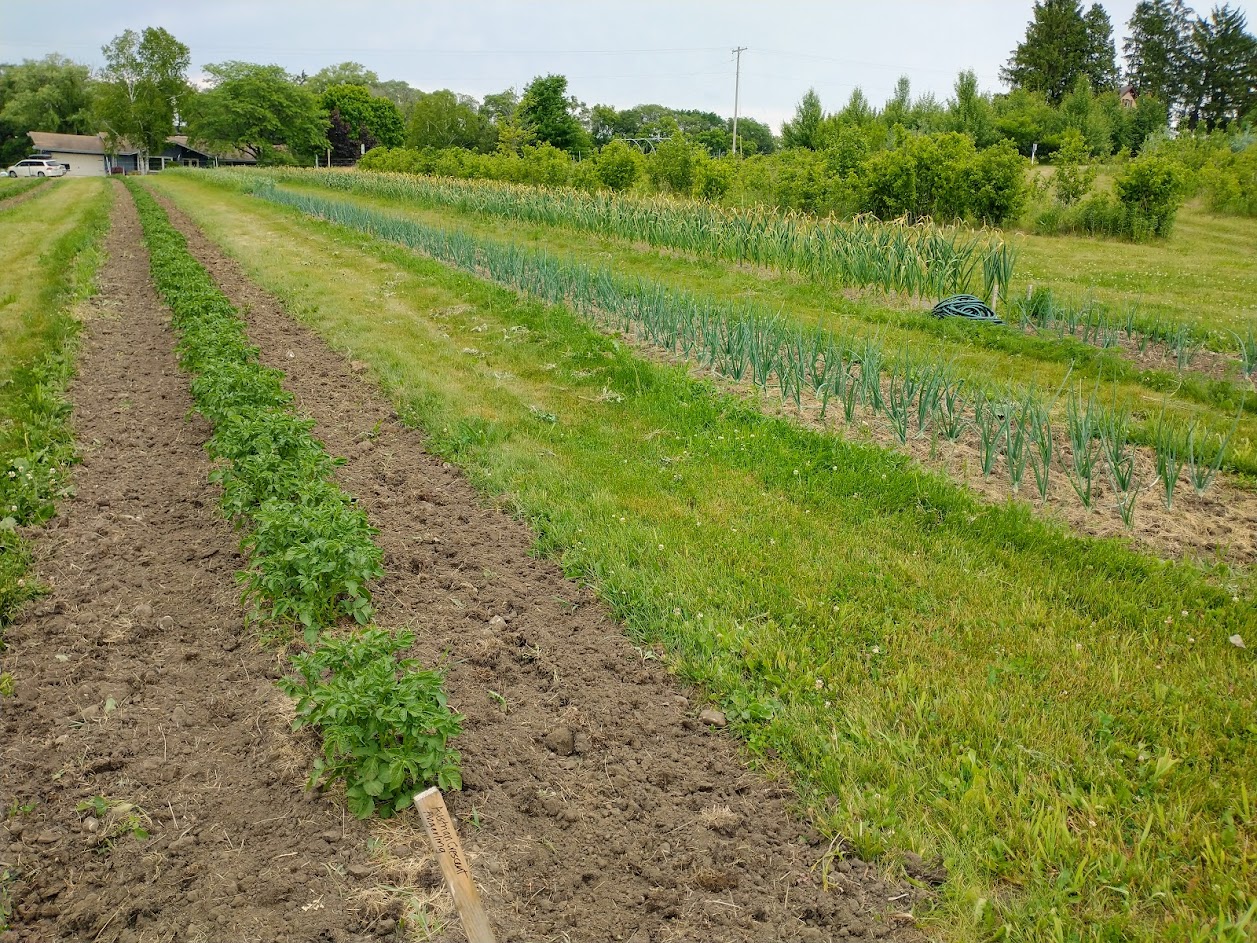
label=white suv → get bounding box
[5,158,67,178]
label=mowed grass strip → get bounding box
[153,173,1256,943]
[0,178,112,623]
[258,173,1257,478]
[0,177,46,204]
[1017,204,1257,339]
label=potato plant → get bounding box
[279,628,463,818]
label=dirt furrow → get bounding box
[0,184,389,943]
[154,190,926,942]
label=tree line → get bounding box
[0,27,775,168]
[1005,0,1255,130]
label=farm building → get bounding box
[26,132,139,176]
[25,132,257,175]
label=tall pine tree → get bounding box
[1186,4,1257,129]
[1083,4,1121,89]
[1124,0,1195,117]
[1003,0,1115,104]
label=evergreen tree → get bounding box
[1083,4,1121,89]
[1123,1,1195,117]
[781,88,824,149]
[1001,0,1092,104]
[1187,5,1257,129]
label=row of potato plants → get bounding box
[127,181,461,817]
[219,167,1018,303]
[234,180,1234,528]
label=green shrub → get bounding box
[646,135,699,194]
[1115,154,1184,238]
[692,155,733,201]
[1198,146,1257,216]
[279,628,463,818]
[595,139,641,191]
[1052,129,1097,205]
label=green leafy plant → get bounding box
[279,629,464,818]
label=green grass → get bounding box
[0,178,46,204]
[0,179,112,625]
[257,173,1257,478]
[152,172,1256,943]
[1017,202,1257,338]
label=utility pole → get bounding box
[731,46,747,157]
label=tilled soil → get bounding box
[0,185,389,942]
[153,192,927,941]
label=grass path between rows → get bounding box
[151,174,1256,943]
[0,178,111,624]
[266,175,1257,480]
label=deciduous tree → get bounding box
[517,74,591,155]
[95,27,191,161]
[188,61,327,162]
[0,55,94,165]
[781,88,824,149]
[406,89,491,151]
[321,84,404,159]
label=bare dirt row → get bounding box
[152,189,927,942]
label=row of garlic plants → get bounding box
[238,179,1233,528]
[217,167,1017,303]
[128,181,462,817]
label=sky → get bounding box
[2,1,1254,131]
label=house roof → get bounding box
[166,135,256,163]
[27,132,139,156]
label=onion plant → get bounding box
[1065,388,1101,509]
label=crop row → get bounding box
[127,182,461,817]
[216,167,1018,302]
[234,179,1235,526]
[1012,286,1257,381]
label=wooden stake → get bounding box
[413,787,497,943]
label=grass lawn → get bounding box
[1016,202,1257,338]
[153,172,1256,943]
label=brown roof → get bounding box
[27,132,139,156]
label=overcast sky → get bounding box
[3,1,1254,131]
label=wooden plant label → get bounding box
[413,787,497,943]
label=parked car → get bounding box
[5,158,67,178]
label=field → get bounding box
[0,170,1253,943]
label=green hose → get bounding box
[931,294,1003,325]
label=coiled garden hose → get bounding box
[931,294,1003,325]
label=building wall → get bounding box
[111,153,140,174]
[47,151,107,177]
